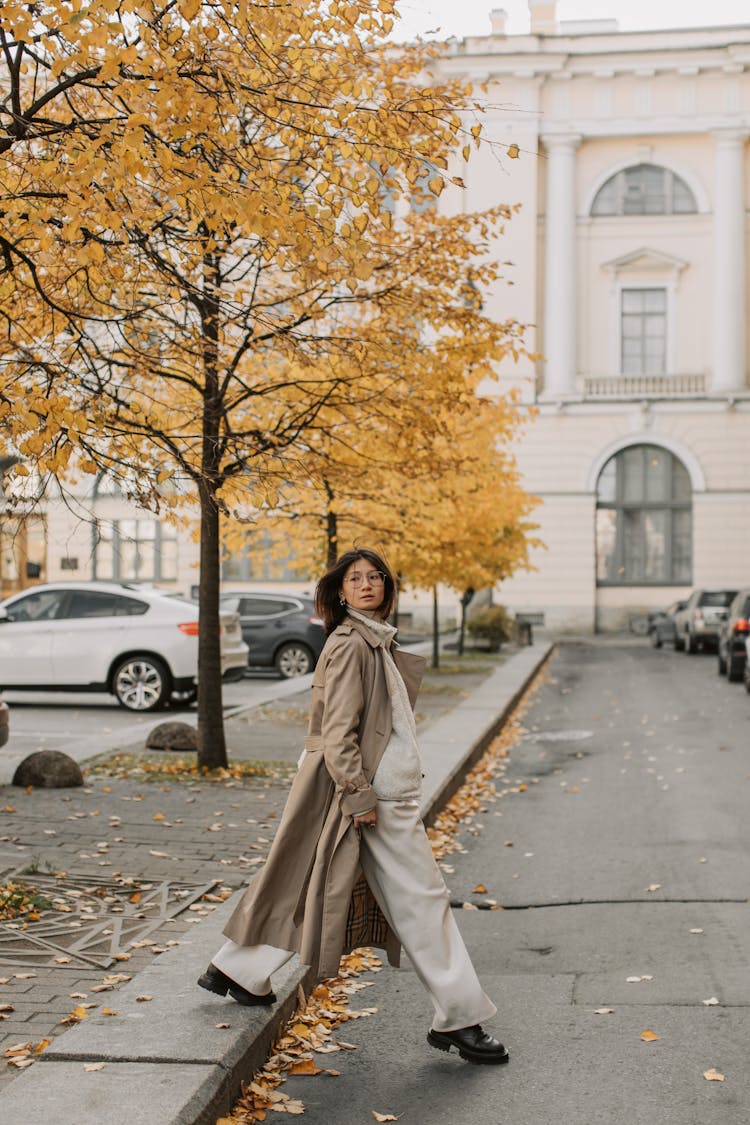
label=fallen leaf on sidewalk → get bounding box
[372,1113,400,1123]
[101,1008,117,1016]
[641,1030,659,1042]
[646,884,661,893]
[689,928,704,935]
[704,1068,725,1082]
[136,995,153,1003]
[215,1023,231,1029]
[594,1008,614,1015]
[702,997,720,1006]
[83,1062,107,1072]
[35,1039,50,1054]
[472,884,487,894]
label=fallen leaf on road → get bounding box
[83,1062,107,1072]
[641,1030,659,1042]
[215,1023,231,1029]
[462,902,479,910]
[646,884,661,893]
[704,1068,725,1082]
[136,995,153,1003]
[472,884,487,894]
[101,1008,117,1016]
[594,1008,614,1015]
[35,1039,50,1054]
[689,928,704,935]
[702,997,720,1006]
[372,1113,400,1123]
[288,1059,321,1075]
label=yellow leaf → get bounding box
[472,884,487,894]
[641,1029,659,1042]
[507,143,520,159]
[428,176,444,196]
[372,1113,400,1123]
[353,261,374,281]
[703,1068,725,1081]
[288,1059,321,1075]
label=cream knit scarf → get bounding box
[347,609,421,800]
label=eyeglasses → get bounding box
[344,571,385,587]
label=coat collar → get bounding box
[333,617,384,649]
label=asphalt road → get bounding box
[0,671,308,763]
[279,641,749,1125]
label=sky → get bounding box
[391,0,750,41]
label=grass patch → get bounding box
[0,880,55,921]
[418,681,464,695]
[86,751,291,783]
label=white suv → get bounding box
[0,582,248,711]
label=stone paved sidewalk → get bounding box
[0,652,504,1091]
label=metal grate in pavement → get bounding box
[0,872,218,969]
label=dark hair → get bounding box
[315,548,396,633]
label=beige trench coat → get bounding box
[222,617,426,978]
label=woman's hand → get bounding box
[353,807,378,830]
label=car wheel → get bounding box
[649,629,663,648]
[674,633,685,652]
[727,654,745,683]
[113,655,171,711]
[275,642,314,679]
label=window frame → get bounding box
[595,445,693,587]
[92,519,178,583]
[591,163,698,217]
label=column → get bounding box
[712,129,747,393]
[542,134,581,397]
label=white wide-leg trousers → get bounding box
[212,800,496,1033]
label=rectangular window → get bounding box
[621,288,667,374]
[94,520,177,582]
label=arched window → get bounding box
[591,163,697,216]
[596,445,692,585]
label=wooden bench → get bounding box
[515,611,545,645]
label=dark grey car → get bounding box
[717,588,750,681]
[219,592,326,678]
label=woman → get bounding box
[198,548,508,1065]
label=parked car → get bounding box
[0,582,248,711]
[673,588,737,653]
[717,588,750,681]
[219,591,326,678]
[0,697,8,748]
[647,600,687,648]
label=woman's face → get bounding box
[340,557,386,613]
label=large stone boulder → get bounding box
[13,750,84,788]
[146,721,198,752]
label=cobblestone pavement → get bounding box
[0,655,500,1091]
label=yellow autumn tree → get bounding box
[1,0,530,766]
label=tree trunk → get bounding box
[196,477,227,770]
[458,599,466,657]
[195,243,227,771]
[432,585,439,669]
[324,480,338,566]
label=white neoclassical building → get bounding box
[4,4,750,635]
[435,3,750,631]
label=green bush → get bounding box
[466,605,515,651]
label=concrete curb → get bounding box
[1,641,553,1124]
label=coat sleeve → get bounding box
[320,637,376,817]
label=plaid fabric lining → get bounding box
[343,874,390,951]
